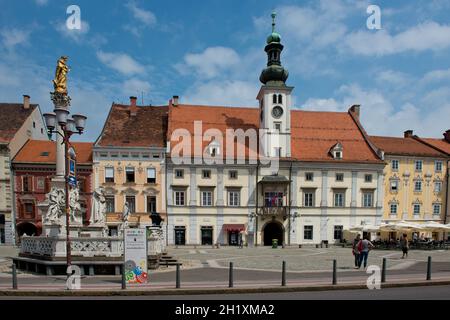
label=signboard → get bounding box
[68,158,77,187]
[124,228,148,284]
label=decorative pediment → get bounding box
[121,187,139,195]
[388,198,399,204]
[413,175,423,181]
[142,187,160,195]
[412,198,423,205]
[103,187,117,195]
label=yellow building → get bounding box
[371,131,449,235]
[93,97,168,234]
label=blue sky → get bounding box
[1,0,450,141]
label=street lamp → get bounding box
[43,109,86,273]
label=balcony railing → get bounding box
[259,206,287,216]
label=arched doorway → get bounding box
[263,221,283,246]
[17,222,37,237]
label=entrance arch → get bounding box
[17,222,37,237]
[263,221,284,246]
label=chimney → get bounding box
[349,105,360,118]
[444,129,450,143]
[129,96,137,116]
[23,95,30,109]
[172,95,179,107]
[404,130,413,138]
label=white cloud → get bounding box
[344,22,450,56]
[422,68,450,83]
[34,0,48,5]
[176,47,240,79]
[125,1,157,26]
[96,51,146,76]
[0,28,31,50]
[55,20,90,43]
[182,80,258,106]
[122,78,151,96]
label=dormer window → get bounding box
[207,139,220,157]
[330,142,343,160]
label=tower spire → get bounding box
[271,11,276,33]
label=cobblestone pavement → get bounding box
[169,246,450,272]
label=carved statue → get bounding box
[118,202,130,236]
[52,56,69,95]
[91,187,106,225]
[69,187,82,224]
[45,187,64,224]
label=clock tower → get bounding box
[257,12,293,158]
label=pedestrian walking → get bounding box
[352,234,361,269]
[238,230,244,249]
[400,233,409,259]
[357,235,374,269]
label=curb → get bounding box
[1,280,450,296]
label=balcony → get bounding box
[259,206,287,216]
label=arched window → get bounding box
[278,94,282,104]
[272,94,277,104]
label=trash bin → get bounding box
[272,239,278,248]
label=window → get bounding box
[304,226,313,240]
[415,160,423,172]
[201,190,213,206]
[22,176,32,192]
[305,172,314,181]
[229,170,238,179]
[33,121,36,128]
[210,147,218,157]
[413,204,421,215]
[152,154,160,159]
[435,161,443,172]
[335,173,344,182]
[228,190,240,206]
[334,151,342,159]
[202,170,211,179]
[390,203,398,215]
[125,167,135,183]
[105,196,115,213]
[24,203,34,215]
[391,160,399,171]
[147,168,156,183]
[265,192,283,207]
[278,94,283,104]
[125,196,135,213]
[362,192,373,207]
[272,94,277,104]
[174,191,185,206]
[105,167,114,183]
[364,174,373,183]
[78,178,86,193]
[334,192,345,207]
[390,180,399,192]
[274,122,281,131]
[414,181,422,192]
[175,169,184,178]
[334,226,343,240]
[147,196,157,213]
[433,204,441,215]
[434,181,442,193]
[131,153,139,158]
[303,192,314,207]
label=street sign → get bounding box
[124,228,148,284]
[68,148,77,187]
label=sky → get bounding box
[0,0,450,142]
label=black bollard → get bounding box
[176,263,181,288]
[12,264,17,290]
[121,264,126,290]
[332,259,337,285]
[381,258,386,283]
[426,256,432,281]
[281,261,286,286]
[229,262,234,288]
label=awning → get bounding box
[223,224,245,232]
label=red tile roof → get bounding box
[168,103,383,163]
[96,103,168,148]
[420,138,450,155]
[13,140,93,164]
[370,136,448,157]
[0,103,38,143]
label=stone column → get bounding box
[320,171,328,241]
[216,168,224,206]
[350,171,357,226]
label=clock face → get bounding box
[272,106,283,118]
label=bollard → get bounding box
[229,262,234,288]
[281,261,286,286]
[121,264,126,290]
[12,264,17,290]
[381,258,386,283]
[426,256,432,281]
[176,263,181,288]
[332,259,337,285]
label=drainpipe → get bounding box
[9,160,17,246]
[444,165,449,241]
[288,161,292,246]
[255,162,259,247]
[165,154,169,247]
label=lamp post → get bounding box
[43,110,87,271]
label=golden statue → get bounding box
[52,56,69,95]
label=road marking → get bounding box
[199,250,207,254]
[188,250,196,254]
